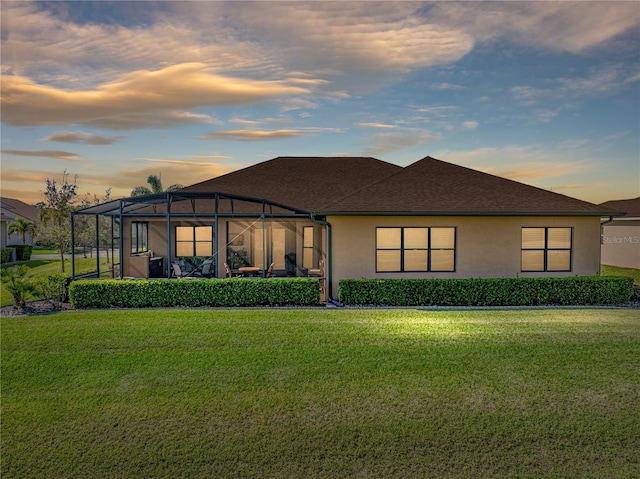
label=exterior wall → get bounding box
[328,215,602,298]
[121,217,170,277]
[601,222,640,269]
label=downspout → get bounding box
[310,212,333,302]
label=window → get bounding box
[131,222,148,254]
[303,226,314,268]
[176,225,213,257]
[376,227,455,272]
[521,227,572,272]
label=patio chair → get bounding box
[201,259,214,278]
[172,262,183,278]
[224,262,241,278]
[265,262,275,278]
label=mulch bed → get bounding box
[0,300,75,317]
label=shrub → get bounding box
[13,245,33,261]
[36,273,71,309]
[0,265,39,309]
[1,248,12,264]
[69,278,321,309]
[338,276,634,307]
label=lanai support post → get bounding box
[95,215,100,277]
[71,214,76,279]
[166,192,172,278]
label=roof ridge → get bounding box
[318,160,409,211]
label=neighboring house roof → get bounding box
[180,156,403,213]
[599,197,640,219]
[0,197,39,223]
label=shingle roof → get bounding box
[0,197,39,222]
[319,156,614,215]
[179,155,614,216]
[599,197,640,218]
[180,156,402,213]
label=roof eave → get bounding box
[318,210,616,217]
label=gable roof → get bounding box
[319,156,614,216]
[180,156,402,213]
[0,197,39,223]
[599,197,640,218]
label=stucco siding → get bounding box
[601,223,640,269]
[328,215,602,298]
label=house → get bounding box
[599,197,640,269]
[1,197,39,248]
[72,156,620,300]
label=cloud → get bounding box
[1,149,81,161]
[363,131,441,156]
[462,121,479,130]
[279,98,320,112]
[356,123,397,129]
[168,2,475,75]
[197,127,343,141]
[431,83,464,90]
[41,130,123,145]
[1,63,310,129]
[511,66,634,106]
[229,117,290,126]
[433,144,596,187]
[189,154,233,161]
[114,162,235,195]
[431,2,640,54]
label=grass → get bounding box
[0,258,114,306]
[601,264,640,286]
[2,309,639,478]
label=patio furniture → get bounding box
[308,259,324,278]
[172,262,183,277]
[224,262,242,278]
[238,266,260,277]
[265,262,274,278]
[200,259,214,278]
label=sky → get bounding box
[1,1,639,206]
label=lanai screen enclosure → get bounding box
[71,191,329,286]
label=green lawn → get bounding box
[2,309,638,478]
[601,264,640,286]
[0,258,115,306]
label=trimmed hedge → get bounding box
[69,277,321,309]
[338,276,634,307]
[1,248,11,264]
[13,245,33,261]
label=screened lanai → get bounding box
[71,191,329,287]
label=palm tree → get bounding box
[7,217,37,245]
[130,174,183,197]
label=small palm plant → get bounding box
[1,265,38,310]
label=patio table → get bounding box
[238,266,260,277]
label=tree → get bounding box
[76,188,114,264]
[7,217,37,245]
[36,171,79,273]
[130,174,183,197]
